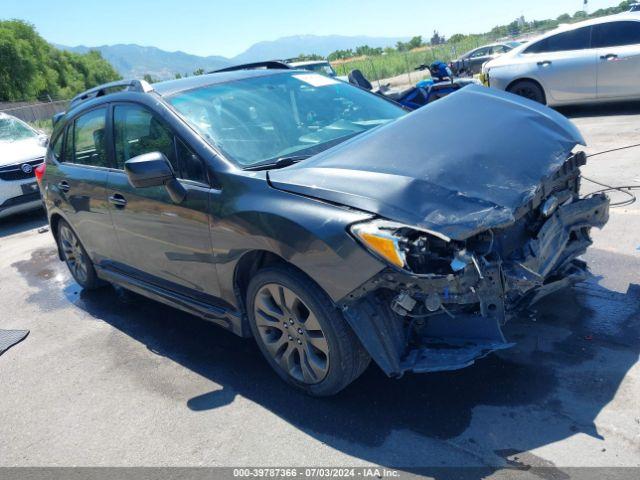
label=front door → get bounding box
[105,103,221,299]
[593,20,640,100]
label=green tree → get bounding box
[430,31,445,45]
[0,20,119,102]
[408,36,425,49]
[448,33,467,44]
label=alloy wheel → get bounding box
[253,283,330,384]
[59,224,89,285]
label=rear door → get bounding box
[105,102,222,299]
[522,26,597,103]
[50,107,120,264]
[592,20,640,100]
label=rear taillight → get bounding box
[34,163,46,184]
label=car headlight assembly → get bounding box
[350,219,458,275]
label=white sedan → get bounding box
[482,12,640,106]
[0,113,48,219]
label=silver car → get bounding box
[482,12,640,106]
[0,113,47,219]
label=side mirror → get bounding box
[124,152,186,203]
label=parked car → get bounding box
[482,12,640,105]
[40,72,608,395]
[449,42,520,76]
[0,112,48,219]
[286,59,338,77]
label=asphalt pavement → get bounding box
[1,102,639,478]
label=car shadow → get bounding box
[0,208,47,238]
[11,246,640,477]
[557,101,640,119]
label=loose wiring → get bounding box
[581,143,640,207]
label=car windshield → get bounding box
[299,63,337,77]
[0,115,38,143]
[168,72,405,168]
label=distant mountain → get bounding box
[54,35,409,80]
[53,44,231,80]
[231,34,410,63]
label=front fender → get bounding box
[211,172,386,309]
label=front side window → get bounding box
[70,108,108,167]
[113,104,206,183]
[525,26,592,53]
[168,72,405,168]
[592,21,640,48]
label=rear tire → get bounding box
[247,265,370,396]
[57,219,102,290]
[508,80,546,104]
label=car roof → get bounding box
[153,68,292,97]
[507,12,640,54]
[542,11,640,36]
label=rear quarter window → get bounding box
[65,108,109,168]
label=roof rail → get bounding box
[69,79,154,108]
[210,61,292,74]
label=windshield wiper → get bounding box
[244,155,311,171]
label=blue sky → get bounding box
[3,0,619,57]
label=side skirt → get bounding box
[95,265,246,337]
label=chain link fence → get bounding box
[331,35,518,85]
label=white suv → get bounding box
[0,113,48,219]
[482,12,640,106]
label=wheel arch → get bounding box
[506,77,547,104]
[233,249,330,335]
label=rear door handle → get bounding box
[108,193,127,208]
[57,181,70,192]
[600,53,618,60]
[537,60,552,67]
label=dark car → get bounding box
[450,42,520,76]
[38,71,608,396]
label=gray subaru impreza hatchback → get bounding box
[38,70,608,395]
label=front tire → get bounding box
[508,80,546,104]
[247,265,370,396]
[57,219,101,290]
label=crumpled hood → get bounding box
[0,138,47,167]
[269,85,584,241]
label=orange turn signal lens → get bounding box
[355,231,405,268]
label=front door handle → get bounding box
[537,60,552,67]
[600,53,618,61]
[108,193,127,208]
[57,181,70,192]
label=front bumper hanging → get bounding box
[340,194,610,377]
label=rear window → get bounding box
[525,26,592,53]
[592,21,640,48]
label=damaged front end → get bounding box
[341,152,609,377]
